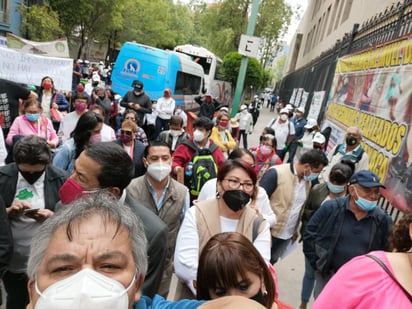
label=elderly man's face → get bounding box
[27,214,143,309]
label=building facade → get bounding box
[286,0,395,74]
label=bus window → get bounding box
[174,71,202,95]
[215,60,224,81]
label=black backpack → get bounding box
[183,140,218,197]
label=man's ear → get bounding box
[27,279,35,309]
[107,187,121,199]
[133,274,145,303]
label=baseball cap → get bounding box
[304,118,318,129]
[349,170,385,188]
[220,106,229,113]
[132,80,143,90]
[296,106,305,113]
[280,108,289,114]
[205,92,214,97]
[312,132,325,144]
[286,104,294,111]
[240,104,247,111]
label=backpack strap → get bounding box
[252,216,265,242]
[182,140,197,152]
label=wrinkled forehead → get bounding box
[346,128,360,136]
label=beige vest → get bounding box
[126,175,187,260]
[269,164,311,236]
[194,198,260,254]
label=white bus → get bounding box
[174,44,232,104]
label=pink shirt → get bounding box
[314,250,411,309]
[6,115,59,147]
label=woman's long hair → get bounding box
[71,111,103,158]
[197,232,275,309]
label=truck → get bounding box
[111,42,204,108]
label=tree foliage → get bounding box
[18,0,295,92]
[19,4,63,41]
[221,52,264,90]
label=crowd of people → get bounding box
[0,73,410,309]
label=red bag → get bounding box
[50,108,62,122]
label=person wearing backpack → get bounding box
[172,117,224,200]
[319,126,369,183]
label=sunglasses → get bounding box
[121,130,133,136]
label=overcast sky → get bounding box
[282,0,309,43]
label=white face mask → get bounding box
[147,162,172,182]
[170,130,181,137]
[280,114,288,121]
[175,109,182,115]
[35,268,135,309]
[193,129,205,142]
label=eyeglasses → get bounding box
[223,178,254,192]
[121,130,133,136]
[354,186,381,200]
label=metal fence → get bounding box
[279,0,412,220]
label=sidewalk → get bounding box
[249,106,313,309]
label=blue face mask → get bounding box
[354,187,377,211]
[303,167,319,182]
[26,113,40,122]
[327,182,346,194]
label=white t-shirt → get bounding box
[9,172,46,272]
[270,118,295,150]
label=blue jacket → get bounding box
[38,91,69,112]
[303,196,392,276]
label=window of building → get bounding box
[334,0,345,30]
[341,0,354,22]
[328,1,339,35]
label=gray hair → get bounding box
[27,192,148,279]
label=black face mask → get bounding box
[250,289,266,306]
[19,169,45,185]
[98,95,105,100]
[222,190,251,212]
[346,136,358,146]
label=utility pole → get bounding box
[230,0,261,118]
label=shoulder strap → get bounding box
[182,140,197,152]
[366,254,412,302]
[252,216,265,242]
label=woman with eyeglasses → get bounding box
[198,148,276,228]
[122,109,148,146]
[114,119,146,178]
[174,159,271,296]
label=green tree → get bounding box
[273,55,287,83]
[50,0,129,59]
[19,4,63,41]
[256,0,293,68]
[221,52,264,93]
